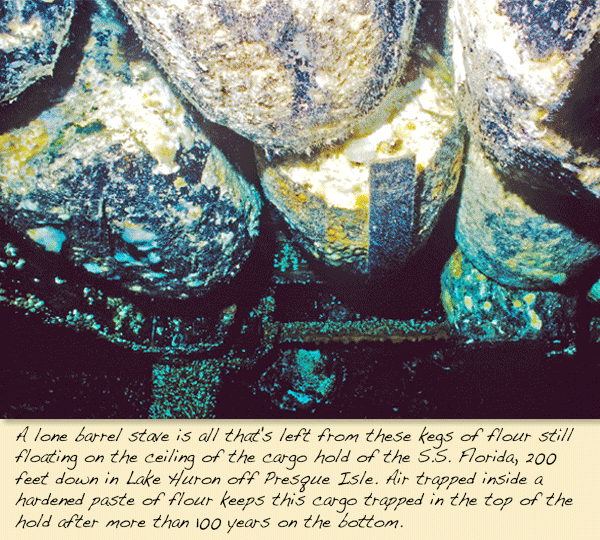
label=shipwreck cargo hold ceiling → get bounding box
[1,0,599,418]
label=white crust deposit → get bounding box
[0,0,75,103]
[257,50,464,272]
[114,0,420,152]
[451,0,600,195]
[452,0,599,107]
[0,1,262,299]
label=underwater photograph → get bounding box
[1,0,600,419]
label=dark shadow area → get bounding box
[215,340,600,419]
[545,33,600,158]
[0,305,152,419]
[414,0,449,54]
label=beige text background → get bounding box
[1,420,598,539]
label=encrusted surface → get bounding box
[0,0,75,103]
[258,348,340,412]
[256,49,464,274]
[451,0,600,201]
[442,248,577,344]
[0,0,261,299]
[0,233,240,355]
[151,361,222,418]
[114,0,420,152]
[456,141,600,289]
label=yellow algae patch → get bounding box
[505,257,519,271]
[326,226,342,243]
[442,290,454,312]
[513,299,523,308]
[450,249,463,279]
[528,310,542,330]
[295,191,307,203]
[464,295,473,310]
[0,120,51,180]
[524,293,536,305]
[354,193,369,211]
[174,176,187,189]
